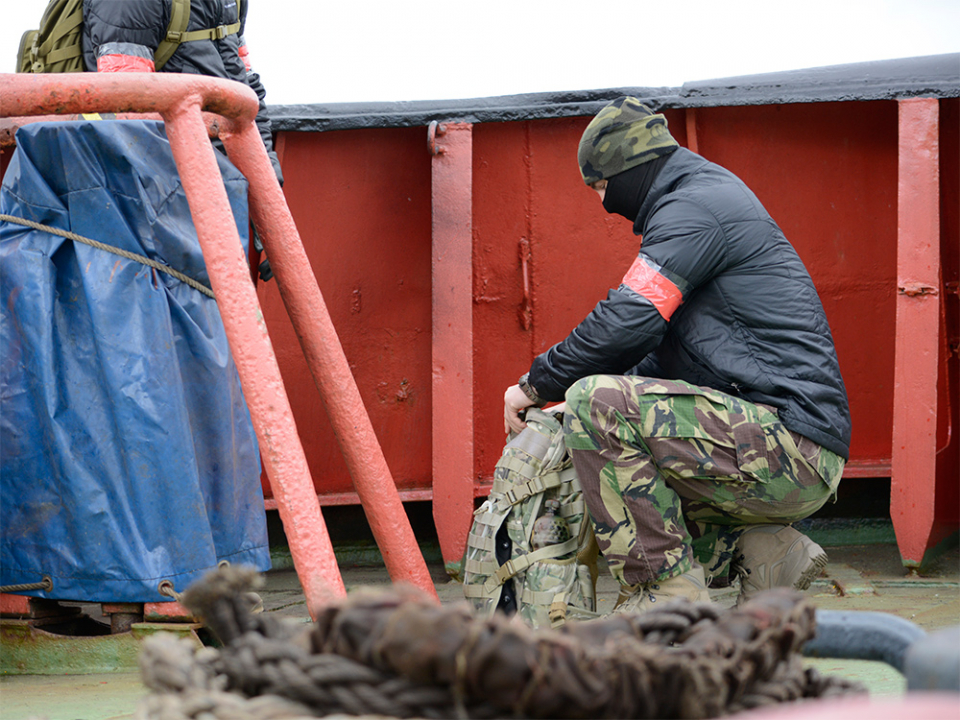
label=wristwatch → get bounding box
[518,373,548,408]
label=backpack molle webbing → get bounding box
[18,0,86,73]
[463,408,599,628]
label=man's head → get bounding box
[578,97,679,186]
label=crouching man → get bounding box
[504,97,850,613]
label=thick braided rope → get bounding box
[138,631,498,719]
[312,585,865,719]
[139,568,865,720]
[0,214,215,299]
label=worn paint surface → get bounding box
[429,122,475,568]
[891,98,942,567]
[221,115,438,600]
[260,127,434,498]
[0,620,201,675]
[268,97,958,568]
[2,72,957,572]
[1,72,447,606]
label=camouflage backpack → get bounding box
[463,408,600,628]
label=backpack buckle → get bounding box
[549,598,568,627]
[166,30,183,42]
[495,558,520,584]
[214,25,227,39]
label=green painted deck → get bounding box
[2,542,958,719]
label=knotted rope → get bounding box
[135,567,864,720]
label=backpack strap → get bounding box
[482,537,579,593]
[505,425,553,458]
[462,582,492,599]
[559,493,585,518]
[154,0,243,71]
[154,0,191,70]
[549,596,569,627]
[471,508,503,527]
[463,556,501,577]
[175,21,241,43]
[41,38,83,68]
[545,592,602,626]
[497,467,573,507]
[466,528,497,553]
[521,586,576,607]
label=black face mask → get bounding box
[601,151,675,225]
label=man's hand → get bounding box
[504,384,536,434]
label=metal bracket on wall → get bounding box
[898,282,939,297]
[427,120,447,155]
[518,237,533,330]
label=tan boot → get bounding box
[732,524,827,606]
[613,564,711,614]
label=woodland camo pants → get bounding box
[563,375,844,587]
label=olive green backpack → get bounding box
[462,408,600,628]
[17,0,241,74]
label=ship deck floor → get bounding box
[3,542,958,720]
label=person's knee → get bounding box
[565,375,616,421]
[565,375,630,419]
[564,378,592,419]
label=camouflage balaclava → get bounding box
[578,97,679,185]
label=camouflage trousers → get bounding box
[563,375,844,587]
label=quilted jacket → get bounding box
[81,0,282,182]
[529,148,851,459]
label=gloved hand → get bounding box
[258,256,273,282]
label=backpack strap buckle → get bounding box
[548,596,568,627]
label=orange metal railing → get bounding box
[0,71,438,614]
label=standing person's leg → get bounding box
[563,375,842,610]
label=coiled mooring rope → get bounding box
[135,567,864,720]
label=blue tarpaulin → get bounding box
[0,120,270,602]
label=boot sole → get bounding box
[793,548,828,591]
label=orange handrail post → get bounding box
[0,72,350,614]
[218,112,439,601]
[2,70,439,606]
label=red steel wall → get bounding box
[266,99,957,504]
[688,102,900,471]
[2,92,954,565]
[263,127,434,498]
